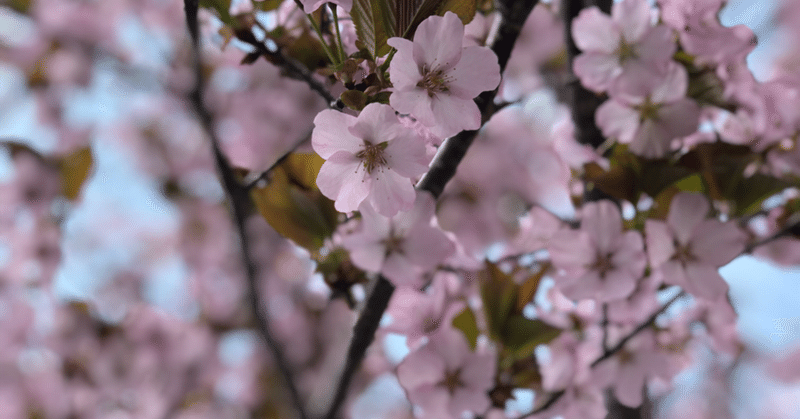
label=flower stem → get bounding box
[329,3,347,63]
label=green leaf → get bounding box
[350,0,397,58]
[436,0,478,24]
[58,147,93,200]
[199,0,234,26]
[480,263,518,341]
[515,263,548,314]
[732,174,793,216]
[285,30,330,71]
[676,141,791,215]
[6,0,31,13]
[501,316,561,356]
[250,153,338,253]
[341,90,369,110]
[583,161,638,203]
[452,307,480,350]
[402,0,477,39]
[253,0,283,12]
[673,173,705,193]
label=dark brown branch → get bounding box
[322,2,541,419]
[563,0,607,149]
[323,275,395,419]
[745,219,800,253]
[182,3,309,419]
[235,28,339,107]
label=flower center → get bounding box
[381,232,405,257]
[672,240,696,266]
[417,66,451,97]
[616,37,638,63]
[438,368,465,395]
[355,140,388,174]
[422,315,441,334]
[590,252,615,278]
[635,98,662,122]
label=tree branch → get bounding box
[516,291,686,419]
[321,2,541,418]
[244,129,313,190]
[562,0,613,203]
[234,28,340,107]
[182,3,309,419]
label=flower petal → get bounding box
[412,12,464,71]
[667,193,709,245]
[312,110,359,158]
[446,46,501,99]
[572,7,620,53]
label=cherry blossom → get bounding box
[645,193,747,301]
[596,61,701,157]
[384,274,463,348]
[340,191,455,287]
[6,0,800,417]
[548,200,646,302]
[593,329,676,407]
[387,12,501,138]
[312,103,430,216]
[396,327,495,419]
[571,0,675,93]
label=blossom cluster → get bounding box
[3,0,800,419]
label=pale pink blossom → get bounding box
[548,200,646,302]
[596,61,701,158]
[571,0,675,93]
[768,345,800,384]
[341,191,455,287]
[396,327,495,419]
[297,0,351,13]
[384,275,463,348]
[312,103,430,216]
[593,329,675,407]
[645,193,747,301]
[388,12,501,138]
[658,0,755,67]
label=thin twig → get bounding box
[244,129,313,190]
[744,219,800,253]
[182,2,309,419]
[234,24,339,107]
[321,2,541,419]
[515,291,687,419]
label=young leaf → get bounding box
[250,153,338,252]
[501,316,561,356]
[58,147,93,201]
[452,307,480,350]
[350,0,397,58]
[436,0,478,24]
[480,263,518,341]
[402,0,477,39]
[199,0,235,26]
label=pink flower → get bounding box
[768,345,800,384]
[297,0,351,13]
[312,103,430,216]
[396,327,495,419]
[384,275,463,348]
[388,12,501,138]
[595,62,701,158]
[341,191,455,287]
[645,193,747,301]
[571,0,675,93]
[593,330,675,407]
[548,200,646,302]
